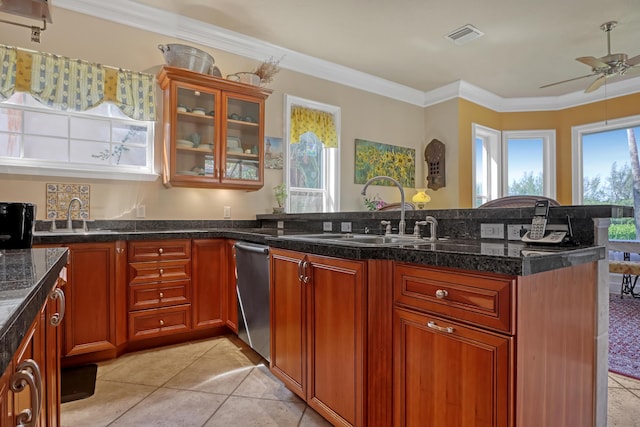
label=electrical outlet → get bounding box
[323,222,333,232]
[341,222,352,232]
[223,206,231,219]
[480,223,504,239]
[277,221,284,229]
[507,224,527,240]
[135,205,146,218]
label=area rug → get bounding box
[609,294,640,380]
[61,363,97,403]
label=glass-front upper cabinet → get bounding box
[158,66,271,189]
[222,94,262,184]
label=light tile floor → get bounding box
[61,335,331,427]
[62,335,640,427]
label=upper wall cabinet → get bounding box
[157,66,272,190]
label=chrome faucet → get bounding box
[424,216,438,241]
[66,197,83,230]
[361,175,406,235]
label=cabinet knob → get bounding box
[159,319,164,326]
[158,248,164,254]
[159,292,164,298]
[159,269,164,276]
[435,289,448,299]
[116,247,124,254]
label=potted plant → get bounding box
[273,183,287,213]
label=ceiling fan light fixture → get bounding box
[444,24,484,46]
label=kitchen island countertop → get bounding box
[0,247,68,373]
[32,227,605,277]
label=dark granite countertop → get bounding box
[33,228,604,277]
[0,247,68,373]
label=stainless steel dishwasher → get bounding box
[233,241,270,362]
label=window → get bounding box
[572,115,640,205]
[284,95,340,213]
[572,115,640,239]
[472,124,556,207]
[502,130,556,199]
[472,124,501,207]
[0,92,155,180]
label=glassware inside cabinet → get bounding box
[225,97,260,181]
[175,86,216,177]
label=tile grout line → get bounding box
[199,363,257,427]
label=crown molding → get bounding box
[55,0,640,112]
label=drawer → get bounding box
[394,263,514,334]
[128,279,191,311]
[128,305,191,341]
[128,239,191,262]
[129,260,191,284]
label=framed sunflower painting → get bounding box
[354,138,415,187]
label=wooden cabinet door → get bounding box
[270,249,306,399]
[223,240,238,333]
[0,363,12,427]
[63,242,117,358]
[306,254,365,427]
[12,311,46,427]
[45,280,64,427]
[192,239,227,329]
[394,307,511,427]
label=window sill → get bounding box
[0,164,159,182]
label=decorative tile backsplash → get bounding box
[46,183,90,220]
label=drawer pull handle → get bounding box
[159,269,164,276]
[159,292,164,298]
[427,321,454,334]
[159,319,164,326]
[49,288,66,327]
[11,359,42,427]
[158,248,164,254]
[435,289,448,299]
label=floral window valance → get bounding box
[290,105,338,148]
[0,44,156,121]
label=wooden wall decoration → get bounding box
[424,139,446,190]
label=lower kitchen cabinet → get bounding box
[62,242,121,361]
[192,239,227,330]
[270,248,366,427]
[223,239,238,333]
[393,307,511,427]
[3,277,65,427]
[127,239,192,341]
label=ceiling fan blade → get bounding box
[540,73,598,89]
[623,66,640,77]
[576,56,609,69]
[626,54,640,66]
[585,75,606,93]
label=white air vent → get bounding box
[445,24,484,45]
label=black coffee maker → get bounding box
[0,202,36,249]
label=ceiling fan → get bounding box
[541,21,640,93]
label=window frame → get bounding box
[472,124,556,206]
[0,93,157,181]
[284,94,340,213]
[502,129,556,199]
[472,124,501,207]
[571,114,640,204]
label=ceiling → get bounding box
[130,0,640,99]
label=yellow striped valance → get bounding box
[1,44,156,121]
[290,105,338,148]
